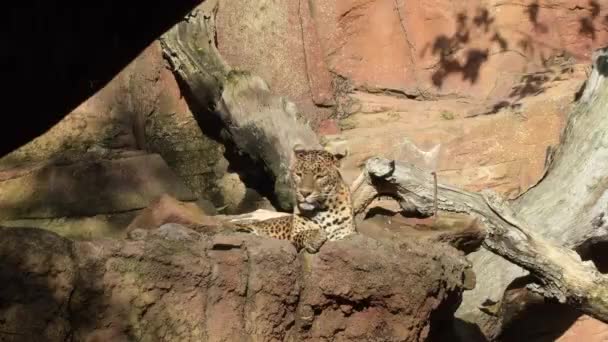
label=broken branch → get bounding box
[351,157,608,323]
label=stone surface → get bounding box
[0,152,201,239]
[216,0,334,126]
[0,226,471,342]
[0,153,195,220]
[217,0,608,108]
[317,119,341,136]
[125,194,222,234]
[214,0,602,203]
[556,315,608,342]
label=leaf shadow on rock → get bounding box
[423,1,603,116]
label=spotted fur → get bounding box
[234,145,355,253]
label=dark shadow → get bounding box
[1,0,200,158]
[499,302,581,342]
[584,240,608,273]
[508,72,550,99]
[527,1,549,33]
[527,1,540,24]
[595,48,608,76]
[363,206,400,220]
[580,17,596,40]
[473,8,494,33]
[580,0,601,40]
[493,275,582,342]
[576,231,608,273]
[448,318,489,342]
[426,288,467,342]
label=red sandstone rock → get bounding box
[317,119,341,136]
[0,226,471,341]
[217,0,608,104]
[556,315,608,342]
[125,194,221,233]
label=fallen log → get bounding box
[351,156,608,322]
[451,46,608,333]
[159,1,320,210]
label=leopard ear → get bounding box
[323,142,348,166]
[290,143,305,168]
[292,143,306,153]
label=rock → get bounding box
[317,119,341,136]
[0,153,227,240]
[125,194,222,234]
[556,315,608,342]
[0,153,195,220]
[295,234,470,341]
[0,226,471,341]
[217,0,608,111]
[153,223,199,241]
[127,228,149,241]
[328,67,586,198]
[216,0,334,125]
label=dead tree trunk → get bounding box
[351,157,608,322]
[351,47,608,329]
[159,0,320,210]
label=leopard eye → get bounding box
[294,172,302,177]
[315,174,325,180]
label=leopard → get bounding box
[232,143,355,253]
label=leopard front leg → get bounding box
[292,228,328,253]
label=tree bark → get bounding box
[159,1,320,210]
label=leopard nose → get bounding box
[299,189,312,197]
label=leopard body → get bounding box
[234,145,355,252]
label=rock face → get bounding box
[556,315,608,342]
[215,0,604,200]
[0,40,252,216]
[0,152,201,239]
[328,69,581,197]
[0,226,471,341]
[217,0,607,103]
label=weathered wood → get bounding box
[446,46,608,331]
[216,72,321,209]
[352,157,608,322]
[159,1,320,210]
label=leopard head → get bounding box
[289,144,344,212]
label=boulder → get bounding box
[0,152,199,239]
[125,194,222,234]
[0,226,471,341]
